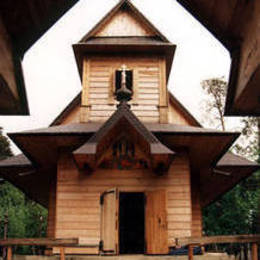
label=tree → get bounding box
[201,77,227,131]
[0,127,47,254]
[200,77,260,257]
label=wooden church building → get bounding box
[0,0,258,255]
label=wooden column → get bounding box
[252,243,258,260]
[188,245,194,260]
[60,247,65,260]
[7,246,12,260]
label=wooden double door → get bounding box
[100,189,168,255]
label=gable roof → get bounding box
[73,0,176,82]
[80,0,169,43]
[73,101,175,174]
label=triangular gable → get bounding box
[51,92,201,127]
[80,0,169,42]
[73,101,175,175]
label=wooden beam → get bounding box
[176,235,260,247]
[0,238,78,246]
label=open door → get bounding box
[100,188,118,255]
[145,190,168,254]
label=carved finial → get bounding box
[116,64,132,103]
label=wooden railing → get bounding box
[175,235,260,260]
[0,238,99,260]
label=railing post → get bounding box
[7,246,12,260]
[60,247,65,260]
[188,245,194,260]
[252,243,258,260]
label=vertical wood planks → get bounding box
[145,190,168,254]
[101,189,118,254]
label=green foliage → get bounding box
[203,176,260,235]
[201,77,260,253]
[0,127,47,254]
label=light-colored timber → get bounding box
[53,152,192,254]
[1,0,259,257]
[95,8,154,37]
[80,55,164,123]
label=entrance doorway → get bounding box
[119,192,145,254]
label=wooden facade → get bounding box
[0,0,258,256]
[51,151,193,254]
[81,55,164,123]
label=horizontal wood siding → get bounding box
[81,56,161,123]
[55,152,192,254]
[191,173,203,237]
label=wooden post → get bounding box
[188,245,194,260]
[7,246,12,260]
[252,243,258,260]
[60,247,65,260]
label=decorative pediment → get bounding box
[73,101,175,175]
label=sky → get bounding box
[0,0,232,154]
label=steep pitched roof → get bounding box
[80,0,169,43]
[73,101,175,174]
[73,0,176,82]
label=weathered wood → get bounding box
[0,238,78,246]
[252,242,258,260]
[176,235,260,247]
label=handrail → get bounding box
[174,235,260,260]
[0,238,79,246]
[0,238,99,260]
[175,234,260,247]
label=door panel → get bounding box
[100,188,118,254]
[145,190,168,254]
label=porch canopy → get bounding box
[0,121,258,208]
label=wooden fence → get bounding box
[175,235,260,260]
[0,238,98,260]
[0,235,259,260]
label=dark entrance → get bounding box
[119,192,145,254]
